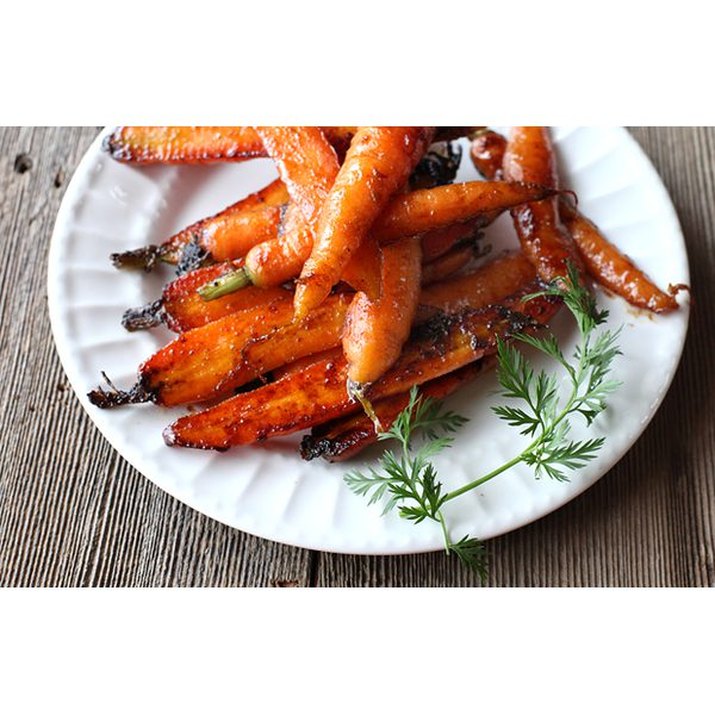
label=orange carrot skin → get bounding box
[503,127,582,282]
[163,262,290,332]
[372,180,555,243]
[164,287,560,450]
[141,297,294,406]
[295,127,436,319]
[254,127,340,227]
[103,127,267,164]
[420,243,476,286]
[244,203,313,287]
[559,202,679,312]
[104,126,357,164]
[420,217,485,262]
[340,235,382,299]
[270,347,344,381]
[470,130,507,179]
[343,237,423,385]
[301,360,493,462]
[152,179,289,264]
[140,294,351,406]
[417,252,536,321]
[473,129,680,312]
[242,180,552,290]
[201,204,283,262]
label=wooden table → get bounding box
[1,127,712,587]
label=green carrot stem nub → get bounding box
[197,267,252,301]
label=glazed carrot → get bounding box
[472,129,681,312]
[127,249,534,407]
[370,180,552,243]
[469,129,507,179]
[244,203,314,288]
[121,261,291,333]
[420,243,479,286]
[300,360,493,462]
[420,217,485,262]
[254,127,340,227]
[103,126,357,164]
[343,237,423,386]
[558,201,681,312]
[416,251,537,323]
[137,294,352,407]
[104,126,471,166]
[110,178,289,272]
[163,286,560,450]
[270,347,344,381]
[294,127,436,320]
[340,235,382,300]
[503,127,582,283]
[199,180,555,298]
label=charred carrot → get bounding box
[110,178,289,272]
[343,237,423,387]
[103,126,357,164]
[294,127,436,320]
[123,249,535,408]
[137,294,352,407]
[163,286,560,450]
[472,129,681,312]
[104,126,471,166]
[122,261,291,333]
[199,180,555,299]
[300,360,493,462]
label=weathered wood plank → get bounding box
[0,127,712,587]
[0,127,314,587]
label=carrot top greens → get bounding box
[343,264,622,581]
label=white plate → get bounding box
[48,127,690,555]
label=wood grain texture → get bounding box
[0,127,712,587]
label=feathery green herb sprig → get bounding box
[344,264,622,580]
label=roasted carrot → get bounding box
[501,127,582,282]
[243,203,314,288]
[199,180,556,298]
[558,201,681,312]
[110,178,289,272]
[343,237,423,386]
[163,286,560,450]
[420,217,485,262]
[103,126,356,164]
[417,251,537,323]
[121,261,291,333]
[254,127,340,227]
[294,127,436,320]
[340,235,382,300]
[122,249,534,408]
[300,360,493,462]
[138,294,352,407]
[370,180,551,243]
[420,242,479,286]
[472,129,682,312]
[270,347,344,381]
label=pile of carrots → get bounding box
[89,126,684,460]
